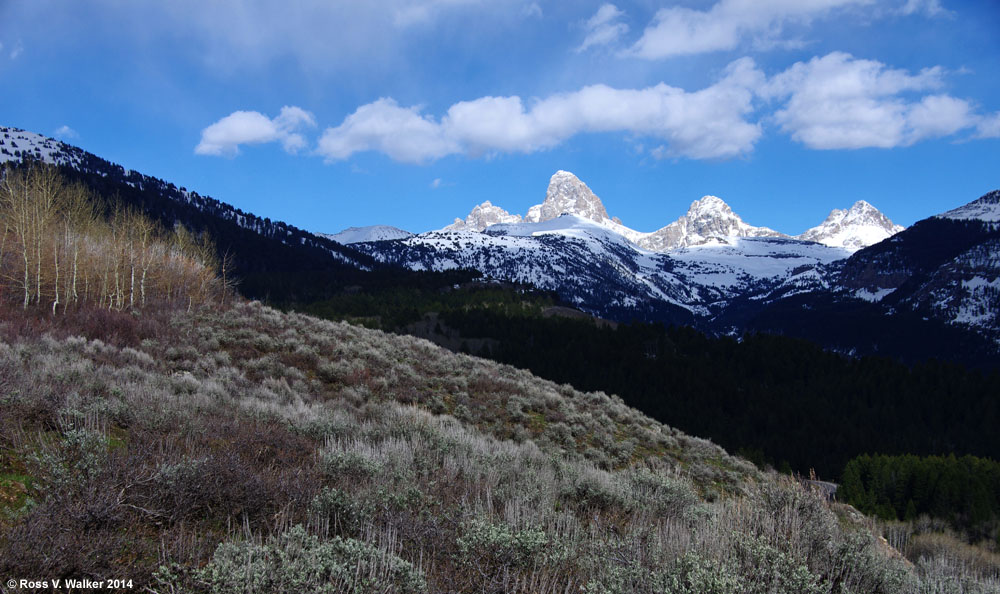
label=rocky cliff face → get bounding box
[524,170,612,224]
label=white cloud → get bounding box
[9,40,23,60]
[900,0,946,16]
[317,99,459,163]
[54,125,79,140]
[628,0,870,59]
[126,0,541,72]
[317,58,765,163]
[576,4,629,53]
[906,95,974,142]
[430,178,443,188]
[522,2,542,18]
[975,112,1000,139]
[392,0,482,27]
[763,52,977,149]
[196,106,316,157]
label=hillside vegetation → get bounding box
[0,300,997,592]
[303,286,1000,480]
[0,164,229,313]
[2,164,998,592]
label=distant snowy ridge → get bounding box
[445,169,903,253]
[799,201,905,250]
[356,213,850,321]
[937,190,1000,223]
[318,225,414,244]
[1,125,373,271]
[636,196,786,251]
[1,126,86,169]
[445,201,522,231]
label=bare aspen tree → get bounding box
[27,166,60,306]
[1,167,37,308]
[51,224,60,314]
[0,219,8,302]
[2,165,227,312]
[60,183,95,310]
[129,211,157,307]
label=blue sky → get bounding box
[1,0,998,234]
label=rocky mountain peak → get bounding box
[798,200,904,251]
[445,200,523,232]
[524,170,611,224]
[635,195,785,251]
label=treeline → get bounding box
[841,454,1000,540]
[303,286,1000,481]
[300,283,555,330]
[0,164,228,312]
[446,308,1000,479]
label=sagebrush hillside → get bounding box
[1,301,998,592]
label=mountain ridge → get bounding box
[3,125,997,365]
[441,169,903,253]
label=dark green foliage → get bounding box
[841,454,1000,540]
[305,286,1000,480]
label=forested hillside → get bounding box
[1,167,997,591]
[5,298,1000,591]
[303,286,1000,480]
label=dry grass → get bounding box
[0,300,996,592]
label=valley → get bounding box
[1,128,999,591]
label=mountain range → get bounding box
[3,125,997,366]
[343,170,999,365]
[441,170,903,252]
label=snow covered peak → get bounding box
[524,170,611,224]
[635,195,785,251]
[798,200,904,251]
[687,195,730,216]
[0,126,83,168]
[937,190,1000,223]
[318,225,413,244]
[445,200,522,232]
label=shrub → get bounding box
[170,524,426,594]
[309,487,371,537]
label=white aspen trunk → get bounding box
[34,200,43,305]
[0,225,7,302]
[70,246,79,305]
[22,247,30,309]
[52,237,60,315]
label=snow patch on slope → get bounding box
[319,225,413,244]
[0,126,84,168]
[938,190,1000,223]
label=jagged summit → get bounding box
[445,170,611,233]
[798,200,904,251]
[635,196,786,251]
[524,170,611,225]
[443,170,904,253]
[445,200,522,232]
